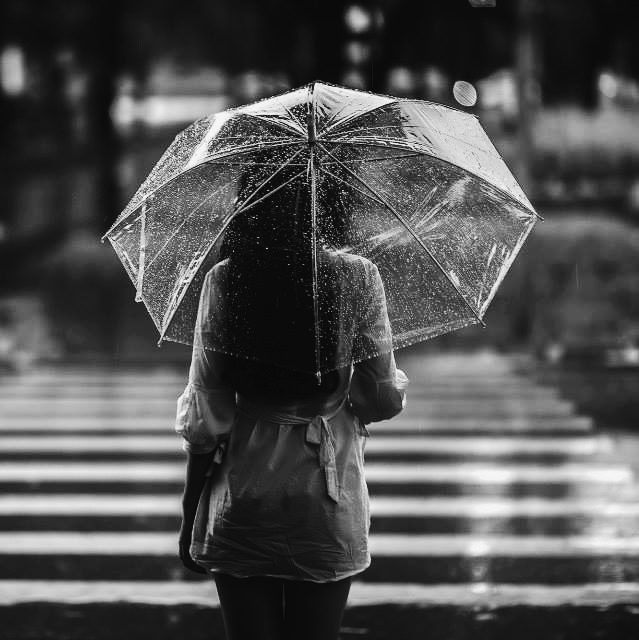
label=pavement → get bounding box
[1,350,639,639]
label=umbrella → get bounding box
[102,81,539,377]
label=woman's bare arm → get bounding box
[178,449,215,574]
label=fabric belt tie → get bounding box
[236,396,343,503]
[304,416,339,503]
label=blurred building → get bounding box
[478,69,520,121]
[112,62,229,132]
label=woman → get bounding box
[175,177,408,640]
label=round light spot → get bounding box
[453,80,478,107]
[344,5,372,34]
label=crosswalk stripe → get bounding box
[1,580,639,607]
[0,375,538,383]
[372,496,639,517]
[364,463,634,484]
[1,353,637,625]
[2,373,529,383]
[0,396,570,406]
[371,534,639,555]
[2,494,639,518]
[0,390,571,401]
[0,378,547,390]
[0,495,181,514]
[0,408,576,420]
[0,435,609,456]
[4,532,639,556]
[0,416,593,432]
[0,388,555,403]
[0,462,631,483]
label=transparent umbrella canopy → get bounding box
[103,81,539,376]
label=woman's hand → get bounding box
[178,449,217,575]
[178,520,207,575]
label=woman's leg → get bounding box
[283,577,352,640]
[214,573,285,640]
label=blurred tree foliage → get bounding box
[468,215,639,351]
[3,0,639,104]
[3,0,639,169]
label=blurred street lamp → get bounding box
[477,69,519,118]
[345,5,373,34]
[342,3,384,91]
[421,66,449,102]
[598,71,618,101]
[597,69,639,109]
[387,67,416,97]
[342,69,367,90]
[1,45,26,97]
[345,41,371,66]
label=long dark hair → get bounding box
[215,169,344,399]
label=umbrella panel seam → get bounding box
[318,143,486,326]
[234,111,307,138]
[142,180,235,273]
[319,99,469,141]
[321,140,539,219]
[477,216,537,317]
[317,97,395,138]
[103,141,306,240]
[155,168,308,345]
[110,143,306,276]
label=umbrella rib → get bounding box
[192,139,305,163]
[477,215,537,317]
[324,140,540,220]
[202,152,422,167]
[237,146,306,214]
[156,167,308,346]
[138,146,306,273]
[143,183,230,273]
[102,141,306,241]
[134,202,147,301]
[318,143,486,327]
[234,167,308,216]
[318,166,386,207]
[319,93,475,138]
[319,99,395,138]
[236,111,307,138]
[321,152,423,166]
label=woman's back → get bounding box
[195,249,390,413]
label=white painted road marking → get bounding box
[2,494,639,518]
[0,462,632,484]
[0,416,593,432]
[1,580,639,607]
[0,435,609,456]
[3,532,639,556]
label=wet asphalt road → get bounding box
[1,351,639,639]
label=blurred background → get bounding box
[3,4,639,635]
[1,0,638,398]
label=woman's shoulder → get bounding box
[323,250,377,275]
[204,259,230,282]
